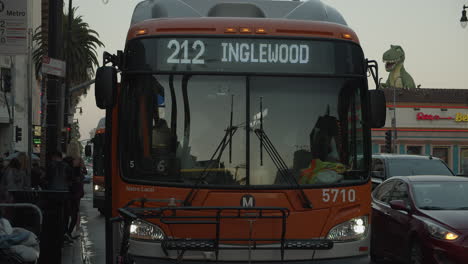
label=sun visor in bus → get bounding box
[131,0,202,25]
[207,3,265,18]
[284,0,347,26]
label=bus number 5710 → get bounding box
[322,189,356,203]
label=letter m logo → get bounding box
[241,194,255,207]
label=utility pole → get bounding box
[45,0,64,159]
[63,0,73,153]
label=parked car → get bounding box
[371,154,454,189]
[371,175,468,264]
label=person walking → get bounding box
[16,152,31,188]
[0,157,28,202]
[63,156,83,241]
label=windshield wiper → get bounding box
[419,206,446,210]
[254,128,312,209]
[183,95,238,206]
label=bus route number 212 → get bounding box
[322,189,356,203]
[167,39,205,65]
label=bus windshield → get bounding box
[119,74,367,187]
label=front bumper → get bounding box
[127,233,369,263]
[129,255,369,264]
[424,234,468,264]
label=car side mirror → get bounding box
[95,66,117,109]
[389,200,410,212]
[369,90,386,128]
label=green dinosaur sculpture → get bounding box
[381,45,416,89]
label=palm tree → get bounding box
[33,7,104,106]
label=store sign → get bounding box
[0,0,28,55]
[416,112,453,121]
[455,113,468,122]
[416,112,468,122]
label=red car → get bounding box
[371,175,468,264]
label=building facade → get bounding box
[372,88,468,175]
[0,0,42,156]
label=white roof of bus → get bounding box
[131,0,347,26]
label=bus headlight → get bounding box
[129,220,166,241]
[94,184,105,192]
[326,216,368,242]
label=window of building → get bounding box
[460,147,468,175]
[432,147,450,165]
[406,146,423,155]
[379,144,399,154]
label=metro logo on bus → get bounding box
[241,194,255,207]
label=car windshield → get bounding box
[412,181,468,210]
[387,159,453,177]
[118,74,368,187]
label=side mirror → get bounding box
[95,66,117,109]
[369,90,386,128]
[389,200,410,212]
[85,144,92,157]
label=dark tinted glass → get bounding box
[387,159,453,177]
[125,37,364,75]
[388,181,409,204]
[374,181,396,203]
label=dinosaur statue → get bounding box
[381,45,416,89]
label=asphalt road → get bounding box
[79,184,375,264]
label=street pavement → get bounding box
[74,184,376,264]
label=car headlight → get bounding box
[94,184,105,192]
[129,220,166,241]
[423,220,459,241]
[326,216,368,242]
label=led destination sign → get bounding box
[126,37,364,75]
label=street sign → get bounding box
[42,56,66,77]
[0,0,28,55]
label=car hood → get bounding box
[423,210,468,230]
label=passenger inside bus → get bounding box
[298,111,346,185]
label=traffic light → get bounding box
[15,126,22,142]
[384,130,392,153]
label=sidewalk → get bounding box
[61,235,83,264]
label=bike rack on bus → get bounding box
[117,203,333,262]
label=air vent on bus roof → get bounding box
[207,3,265,18]
[131,0,202,25]
[284,0,347,25]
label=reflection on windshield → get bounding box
[119,75,367,186]
[413,182,468,210]
[388,159,453,177]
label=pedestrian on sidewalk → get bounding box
[63,156,83,241]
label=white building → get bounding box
[0,0,42,156]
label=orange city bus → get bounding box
[94,0,386,263]
[92,118,106,214]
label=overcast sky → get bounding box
[71,0,468,139]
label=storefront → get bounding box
[372,88,468,174]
